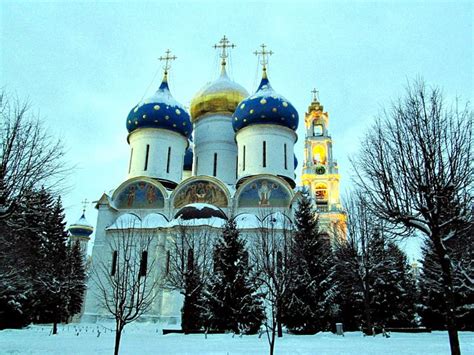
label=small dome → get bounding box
[183,146,193,171]
[232,71,299,132]
[190,66,248,122]
[126,75,192,138]
[69,213,94,238]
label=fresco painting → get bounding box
[238,179,291,208]
[115,181,165,209]
[174,180,228,208]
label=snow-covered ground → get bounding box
[0,323,473,355]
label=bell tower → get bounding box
[301,89,346,237]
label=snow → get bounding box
[185,203,221,211]
[106,213,141,230]
[0,323,473,355]
[235,213,261,229]
[142,213,168,228]
[168,216,226,228]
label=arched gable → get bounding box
[112,177,166,209]
[235,175,294,208]
[171,176,230,209]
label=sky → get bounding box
[1,0,472,260]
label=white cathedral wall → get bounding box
[193,114,237,184]
[236,124,297,182]
[127,128,188,184]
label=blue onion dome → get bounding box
[68,213,94,238]
[126,73,193,138]
[183,145,193,171]
[190,65,248,122]
[232,70,299,132]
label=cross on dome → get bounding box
[81,198,89,214]
[213,35,235,67]
[159,49,177,75]
[311,88,320,102]
[254,43,273,72]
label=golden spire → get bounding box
[254,43,273,77]
[213,35,236,70]
[158,49,177,81]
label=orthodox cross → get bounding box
[214,35,235,66]
[254,44,273,71]
[311,88,320,102]
[81,198,89,214]
[159,49,177,75]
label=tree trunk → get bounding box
[276,302,283,338]
[269,327,276,355]
[114,324,123,355]
[432,235,461,355]
[52,321,58,335]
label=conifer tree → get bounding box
[206,218,264,334]
[281,190,336,334]
[181,248,204,333]
[65,240,87,320]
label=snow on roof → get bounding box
[107,213,141,230]
[168,216,226,228]
[235,213,261,229]
[262,212,293,229]
[142,213,168,228]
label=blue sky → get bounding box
[1,1,472,259]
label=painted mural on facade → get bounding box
[237,178,291,208]
[173,180,228,208]
[115,181,165,209]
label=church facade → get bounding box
[80,38,345,323]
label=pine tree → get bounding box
[36,196,70,334]
[418,230,473,331]
[281,190,336,334]
[206,218,264,334]
[181,248,204,333]
[65,240,87,320]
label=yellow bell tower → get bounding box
[301,89,346,238]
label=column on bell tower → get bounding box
[301,89,345,236]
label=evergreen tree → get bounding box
[65,240,87,320]
[281,190,336,334]
[35,196,70,334]
[181,248,204,333]
[206,218,264,334]
[418,230,474,330]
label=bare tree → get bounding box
[352,79,472,355]
[164,221,215,331]
[92,219,160,355]
[250,210,294,355]
[0,90,69,219]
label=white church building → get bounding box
[74,37,346,324]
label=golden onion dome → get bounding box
[190,66,248,122]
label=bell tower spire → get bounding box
[301,88,346,236]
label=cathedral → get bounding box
[74,37,345,323]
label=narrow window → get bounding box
[243,146,246,171]
[166,147,171,173]
[213,153,217,177]
[165,250,170,276]
[144,144,150,171]
[284,144,287,170]
[111,251,117,276]
[195,156,199,174]
[263,141,267,167]
[236,156,238,179]
[128,149,133,174]
[139,250,148,277]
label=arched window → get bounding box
[314,183,328,202]
[313,123,323,136]
[312,145,326,165]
